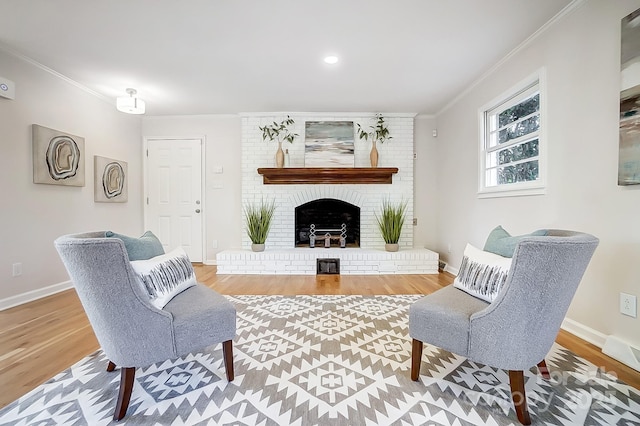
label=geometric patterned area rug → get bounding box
[1,295,639,425]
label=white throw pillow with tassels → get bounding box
[130,247,196,309]
[453,243,512,303]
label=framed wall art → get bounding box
[94,156,128,202]
[619,7,640,186]
[32,124,85,186]
[304,121,355,167]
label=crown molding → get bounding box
[0,42,112,104]
[436,0,587,116]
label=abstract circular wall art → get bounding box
[103,162,125,198]
[94,156,128,203]
[32,124,85,186]
[45,135,80,180]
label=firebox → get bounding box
[295,198,360,248]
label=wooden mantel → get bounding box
[257,167,399,185]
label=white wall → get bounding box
[413,115,439,251]
[434,0,640,349]
[141,115,242,263]
[0,49,143,305]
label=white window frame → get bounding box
[478,69,547,198]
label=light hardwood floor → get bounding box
[1,266,638,409]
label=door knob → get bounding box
[196,200,201,205]
[195,209,201,213]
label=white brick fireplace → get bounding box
[216,112,438,275]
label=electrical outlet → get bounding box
[212,240,218,249]
[620,293,637,318]
[412,218,418,226]
[12,263,22,277]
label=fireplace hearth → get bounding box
[295,198,360,248]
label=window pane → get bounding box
[480,77,543,195]
[498,114,539,144]
[496,139,538,165]
[498,93,539,128]
[497,160,539,185]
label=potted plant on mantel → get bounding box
[376,199,407,252]
[357,113,392,168]
[244,199,276,252]
[259,116,298,168]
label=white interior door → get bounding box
[145,138,203,262]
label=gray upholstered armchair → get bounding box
[54,232,236,421]
[410,230,599,425]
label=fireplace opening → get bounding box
[295,198,360,248]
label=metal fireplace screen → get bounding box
[295,198,360,248]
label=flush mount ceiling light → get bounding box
[324,56,339,64]
[116,88,146,114]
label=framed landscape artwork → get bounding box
[619,7,640,185]
[32,124,85,186]
[94,156,128,202]
[304,121,355,167]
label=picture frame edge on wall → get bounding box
[32,124,85,187]
[94,155,128,203]
[618,7,640,186]
[304,120,355,168]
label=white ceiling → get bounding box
[0,0,574,116]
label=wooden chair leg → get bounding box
[411,339,423,381]
[509,370,531,425]
[222,340,234,381]
[114,367,135,421]
[537,359,550,380]
[107,361,116,372]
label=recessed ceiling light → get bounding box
[324,56,339,64]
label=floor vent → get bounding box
[317,258,340,275]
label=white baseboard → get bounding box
[203,259,217,266]
[0,280,73,311]
[602,335,640,372]
[443,264,459,275]
[560,317,607,348]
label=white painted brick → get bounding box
[218,248,438,275]
[241,113,415,250]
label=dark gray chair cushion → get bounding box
[165,284,237,355]
[410,285,489,357]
